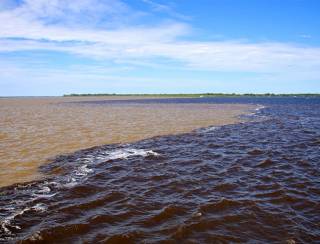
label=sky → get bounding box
[0,0,320,96]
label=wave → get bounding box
[1,99,320,243]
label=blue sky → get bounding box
[0,0,319,95]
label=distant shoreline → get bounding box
[63,93,320,97]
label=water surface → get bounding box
[1,97,320,243]
[0,97,251,187]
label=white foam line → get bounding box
[1,203,47,235]
[31,203,47,212]
[80,148,160,164]
[106,148,159,160]
[199,126,217,133]
[69,149,159,183]
[0,148,160,239]
[255,104,266,111]
[31,193,57,199]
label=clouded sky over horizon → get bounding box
[1,0,320,96]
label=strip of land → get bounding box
[63,93,320,97]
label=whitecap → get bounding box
[31,203,47,212]
[75,164,93,176]
[32,192,57,199]
[198,126,217,133]
[255,104,266,111]
[0,203,47,236]
[105,148,159,160]
[37,186,51,194]
[63,177,78,188]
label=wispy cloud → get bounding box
[0,0,320,89]
[0,0,137,27]
[141,0,191,20]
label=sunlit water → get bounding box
[1,97,320,243]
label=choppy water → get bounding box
[1,97,320,243]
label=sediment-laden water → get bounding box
[0,97,250,187]
[1,97,320,243]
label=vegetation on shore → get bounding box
[64,93,320,97]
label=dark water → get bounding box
[1,97,320,243]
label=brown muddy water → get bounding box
[1,97,320,243]
[0,97,252,187]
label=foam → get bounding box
[0,202,47,236]
[37,186,51,193]
[64,177,78,188]
[75,149,159,165]
[31,203,47,212]
[75,164,93,176]
[0,147,160,240]
[255,105,266,111]
[32,192,57,199]
[198,126,217,133]
[63,148,160,189]
[106,148,159,160]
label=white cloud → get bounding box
[141,0,190,20]
[1,0,135,27]
[0,0,320,80]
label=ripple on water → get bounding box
[1,99,320,243]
